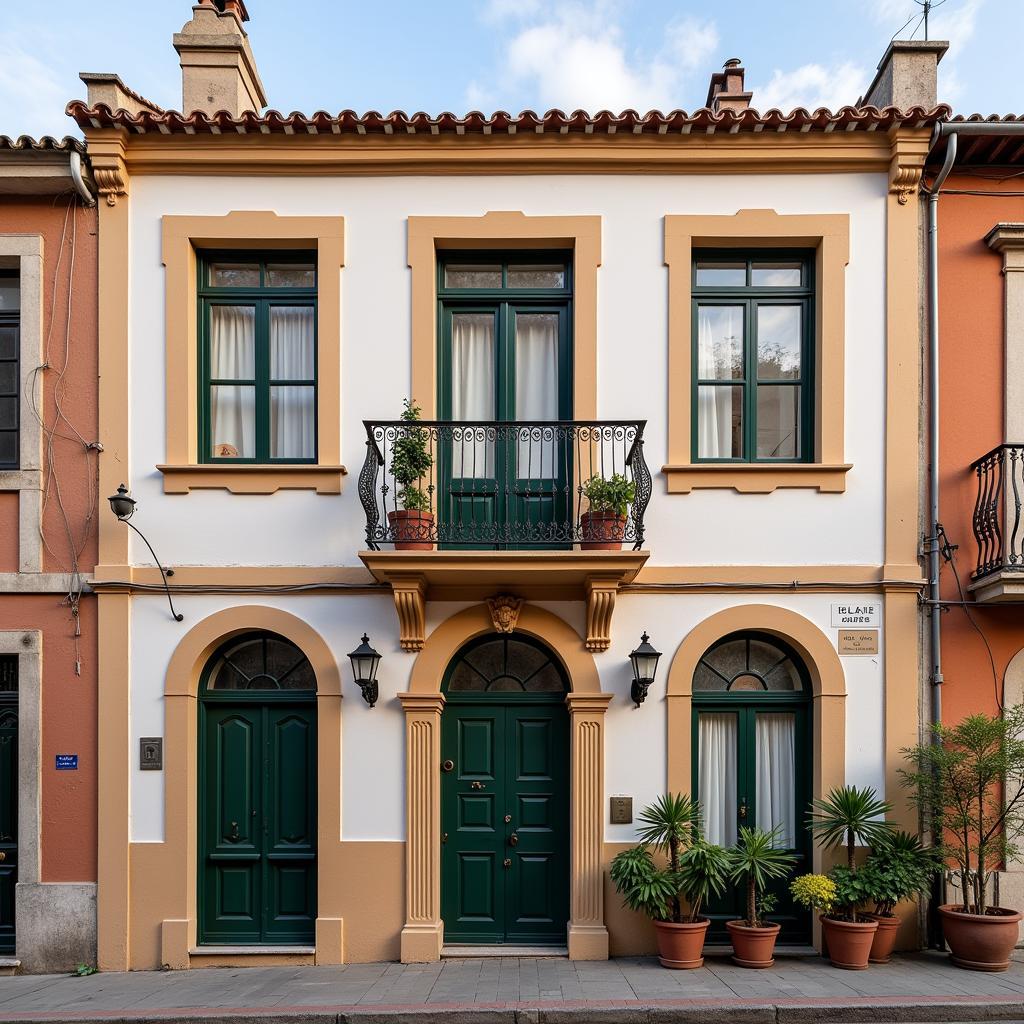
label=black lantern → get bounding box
[108,483,137,520]
[348,634,381,707]
[628,632,662,708]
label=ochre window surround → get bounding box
[407,212,601,420]
[664,209,851,493]
[159,211,345,494]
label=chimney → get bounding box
[706,58,753,114]
[860,39,949,109]
[173,0,267,117]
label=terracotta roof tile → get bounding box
[0,134,86,154]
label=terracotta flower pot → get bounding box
[726,920,781,969]
[388,509,434,551]
[580,511,627,550]
[939,904,1023,972]
[820,915,878,970]
[863,913,900,964]
[653,918,710,969]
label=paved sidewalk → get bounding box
[0,951,1022,1024]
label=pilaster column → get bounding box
[566,691,612,960]
[398,692,445,962]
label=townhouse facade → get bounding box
[0,135,98,972]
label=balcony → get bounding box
[358,419,651,651]
[971,443,1024,601]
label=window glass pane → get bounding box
[756,714,796,848]
[266,263,315,288]
[0,363,15,395]
[210,306,255,379]
[208,635,315,691]
[451,312,495,476]
[0,327,16,360]
[210,385,255,458]
[751,262,802,287]
[270,385,315,459]
[507,264,565,288]
[444,264,501,288]
[699,713,738,847]
[697,385,743,459]
[697,305,744,379]
[731,673,765,691]
[756,385,801,459]
[0,396,15,429]
[757,305,802,379]
[515,312,559,478]
[0,279,19,311]
[0,655,16,691]
[208,263,259,288]
[705,639,747,679]
[695,262,745,287]
[0,431,15,466]
[270,307,315,379]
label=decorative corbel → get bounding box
[86,130,129,207]
[487,594,523,634]
[390,574,427,652]
[887,127,930,205]
[584,577,619,652]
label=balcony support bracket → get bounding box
[391,574,428,652]
[584,577,619,652]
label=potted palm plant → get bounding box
[806,785,895,970]
[609,793,730,969]
[725,825,797,968]
[900,706,1024,972]
[388,398,434,550]
[580,472,635,550]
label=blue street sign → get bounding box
[55,754,79,771]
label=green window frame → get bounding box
[197,251,318,465]
[0,270,20,470]
[691,250,814,463]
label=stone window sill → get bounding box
[156,464,346,495]
[662,463,852,494]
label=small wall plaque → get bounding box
[838,629,879,656]
[610,796,633,825]
[140,737,163,771]
[55,754,78,771]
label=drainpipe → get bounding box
[69,150,96,206]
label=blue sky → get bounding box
[0,0,1017,140]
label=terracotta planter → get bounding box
[863,913,900,964]
[653,918,710,969]
[820,915,878,970]
[726,920,781,969]
[580,511,627,550]
[388,509,434,551]
[939,904,1023,972]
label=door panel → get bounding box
[0,703,16,954]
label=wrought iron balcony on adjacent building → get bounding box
[971,443,1024,601]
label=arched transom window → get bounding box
[693,633,808,695]
[202,632,315,693]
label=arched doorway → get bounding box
[691,631,812,943]
[197,631,318,947]
[440,632,570,947]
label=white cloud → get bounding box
[869,0,984,44]
[0,37,72,138]
[752,61,868,113]
[482,3,719,112]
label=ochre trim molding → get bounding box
[407,212,600,420]
[663,209,851,492]
[160,211,345,491]
[400,603,610,961]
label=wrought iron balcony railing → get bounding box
[359,419,651,550]
[971,443,1024,579]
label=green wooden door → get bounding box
[440,634,570,945]
[198,633,317,947]
[0,657,17,955]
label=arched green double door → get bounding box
[198,632,317,946]
[440,633,570,946]
[691,631,813,943]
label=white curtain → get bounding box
[696,306,741,459]
[756,714,796,848]
[210,305,255,458]
[698,713,737,847]
[515,313,559,478]
[452,313,495,476]
[270,306,315,459]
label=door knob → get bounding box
[228,821,240,841]
[738,799,748,821]
[0,851,6,862]
[503,858,512,869]
[442,759,454,772]
[509,833,519,846]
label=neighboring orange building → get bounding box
[929,121,1024,918]
[0,136,98,972]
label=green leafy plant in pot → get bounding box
[609,793,729,969]
[388,398,435,550]
[900,706,1024,971]
[725,825,797,968]
[580,472,634,550]
[806,785,895,970]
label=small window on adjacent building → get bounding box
[198,253,317,463]
[692,252,813,463]
[0,272,19,469]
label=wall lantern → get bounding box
[628,632,662,708]
[107,484,184,623]
[348,634,381,708]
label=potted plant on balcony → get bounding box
[610,793,729,969]
[580,472,635,550]
[900,706,1024,972]
[857,831,941,964]
[725,825,797,968]
[388,398,434,550]
[805,785,895,970]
